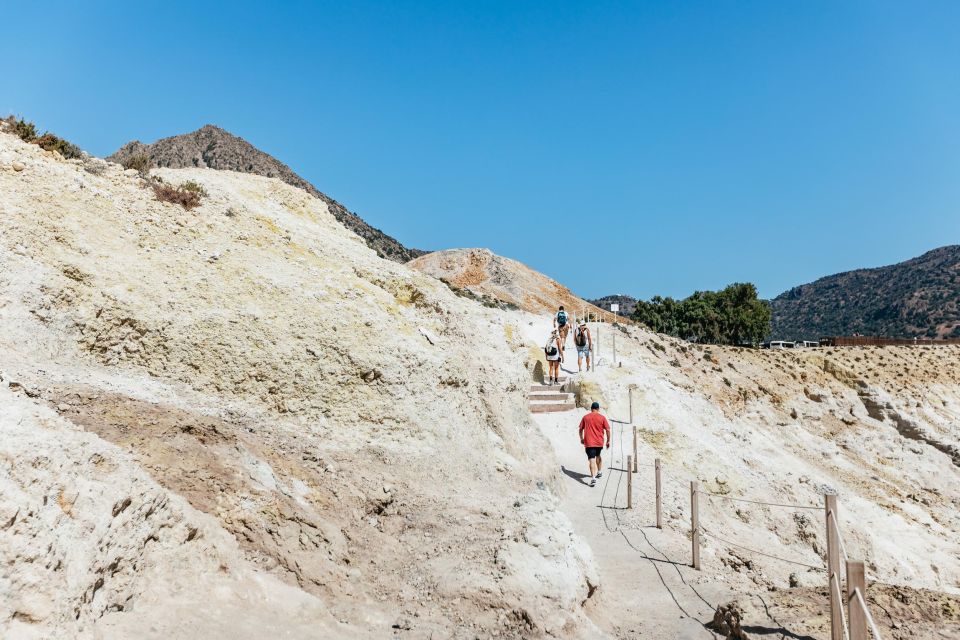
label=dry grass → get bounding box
[122,152,152,178]
[152,183,202,210]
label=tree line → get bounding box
[631,283,771,345]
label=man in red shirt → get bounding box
[578,401,611,487]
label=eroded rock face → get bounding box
[0,385,351,639]
[0,131,598,637]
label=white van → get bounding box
[768,341,795,349]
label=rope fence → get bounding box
[831,572,851,640]
[854,588,884,639]
[619,417,887,640]
[699,528,825,571]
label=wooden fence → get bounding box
[627,426,886,639]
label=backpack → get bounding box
[575,326,587,347]
[557,310,567,326]
[544,339,558,357]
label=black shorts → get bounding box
[585,447,603,459]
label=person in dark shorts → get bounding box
[578,401,611,486]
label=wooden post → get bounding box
[846,560,867,640]
[632,425,638,473]
[655,458,662,529]
[627,455,633,509]
[825,494,842,640]
[629,386,634,424]
[691,481,700,570]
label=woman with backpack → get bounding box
[544,329,564,384]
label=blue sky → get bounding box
[3,1,959,300]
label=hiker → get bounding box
[578,402,611,487]
[554,306,570,347]
[573,319,592,372]
[544,329,563,385]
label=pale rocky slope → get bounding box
[0,131,598,638]
[3,122,959,639]
[409,248,613,318]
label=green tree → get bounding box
[631,283,770,345]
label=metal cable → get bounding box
[831,572,851,640]
[854,587,885,640]
[699,528,825,571]
[698,490,821,511]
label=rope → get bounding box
[699,528,825,571]
[854,587,885,640]
[830,572,851,640]
[698,490,821,511]
[828,510,850,561]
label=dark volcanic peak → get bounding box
[770,245,960,341]
[108,125,424,263]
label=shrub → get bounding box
[122,152,152,178]
[6,117,37,142]
[631,283,771,345]
[180,180,208,197]
[152,183,201,210]
[34,133,83,159]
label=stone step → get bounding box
[529,379,568,391]
[529,401,577,414]
[529,391,573,402]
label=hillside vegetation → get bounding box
[771,245,960,340]
[108,125,425,263]
[630,283,771,345]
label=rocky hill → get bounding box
[587,294,637,318]
[771,246,960,340]
[3,121,959,639]
[0,130,595,638]
[409,248,612,319]
[108,125,425,263]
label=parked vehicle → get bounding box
[763,340,795,349]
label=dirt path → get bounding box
[535,405,729,639]
[526,320,727,638]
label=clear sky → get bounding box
[3,1,959,300]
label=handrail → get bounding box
[830,572,851,640]
[827,509,850,561]
[854,587,884,639]
[640,455,888,639]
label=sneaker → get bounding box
[595,471,603,479]
[589,477,596,487]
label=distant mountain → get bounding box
[108,125,425,263]
[770,246,960,340]
[588,294,637,318]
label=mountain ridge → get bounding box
[108,124,425,262]
[770,245,960,340]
